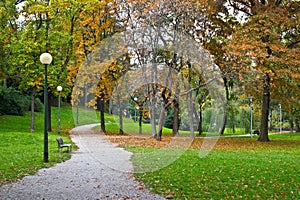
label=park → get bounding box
[0,0,300,199]
[1,105,299,199]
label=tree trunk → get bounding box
[84,83,88,110]
[118,94,123,134]
[97,97,106,133]
[109,96,113,115]
[198,109,203,135]
[185,61,194,138]
[193,104,199,128]
[186,92,195,138]
[157,104,166,141]
[139,107,143,134]
[158,67,173,140]
[150,85,157,138]
[30,88,36,133]
[100,101,106,133]
[150,108,157,137]
[220,108,227,135]
[150,61,158,138]
[258,73,270,142]
[295,118,300,132]
[220,77,229,135]
[172,97,179,136]
[172,60,181,136]
[289,117,293,134]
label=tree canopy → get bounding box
[1,0,299,141]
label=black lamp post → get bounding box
[57,86,62,135]
[40,52,52,163]
[134,97,137,121]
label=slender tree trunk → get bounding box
[258,73,270,142]
[151,62,158,138]
[150,84,157,138]
[219,106,227,135]
[172,97,179,136]
[30,88,36,133]
[139,107,143,134]
[171,55,180,136]
[100,101,106,133]
[84,83,88,110]
[220,109,227,135]
[220,77,229,135]
[157,104,166,141]
[157,67,173,140]
[185,61,194,138]
[198,109,203,135]
[118,94,123,134]
[295,118,300,132]
[193,104,199,127]
[289,117,294,134]
[150,105,157,137]
[97,97,106,133]
[186,92,195,138]
[109,96,113,115]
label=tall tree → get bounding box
[121,0,237,137]
[119,0,215,138]
[7,0,76,132]
[226,0,300,141]
[0,0,20,87]
[71,0,118,132]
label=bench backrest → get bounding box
[56,138,64,147]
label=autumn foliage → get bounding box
[0,0,300,141]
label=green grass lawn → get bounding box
[126,134,300,199]
[0,105,75,186]
[1,106,300,199]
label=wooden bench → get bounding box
[56,138,72,152]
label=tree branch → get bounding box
[180,74,224,96]
[228,0,253,17]
[287,40,300,48]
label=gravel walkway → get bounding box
[0,124,165,200]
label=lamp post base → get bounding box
[44,152,49,163]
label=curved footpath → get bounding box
[0,124,165,200]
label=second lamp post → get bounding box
[57,86,62,135]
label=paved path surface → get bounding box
[0,124,165,200]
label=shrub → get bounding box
[0,88,30,116]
